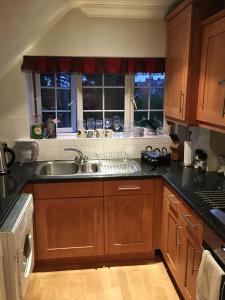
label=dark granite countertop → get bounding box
[0,161,225,242]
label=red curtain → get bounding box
[21,56,165,74]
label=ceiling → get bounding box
[73,0,179,19]
[0,0,179,79]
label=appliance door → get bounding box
[17,216,34,298]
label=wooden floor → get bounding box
[25,261,180,300]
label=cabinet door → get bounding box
[197,16,225,127]
[104,195,153,255]
[161,188,182,284]
[35,197,104,260]
[180,210,203,300]
[164,5,192,121]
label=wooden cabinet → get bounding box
[197,10,225,132]
[104,180,154,256]
[35,197,104,260]
[34,179,154,262]
[161,185,203,300]
[161,186,182,284]
[34,181,104,260]
[104,195,153,255]
[164,0,222,124]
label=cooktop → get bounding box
[194,190,225,225]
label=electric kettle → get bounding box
[0,143,15,174]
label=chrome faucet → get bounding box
[64,148,88,163]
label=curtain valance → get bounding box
[21,56,165,74]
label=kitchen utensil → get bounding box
[0,143,15,174]
[141,146,171,168]
[14,138,39,163]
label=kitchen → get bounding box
[0,0,225,299]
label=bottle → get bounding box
[31,115,43,139]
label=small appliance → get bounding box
[193,149,207,171]
[0,143,15,174]
[14,139,39,164]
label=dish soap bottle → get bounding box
[31,115,44,139]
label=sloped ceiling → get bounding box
[0,0,178,79]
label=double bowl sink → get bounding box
[35,159,141,177]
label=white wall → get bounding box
[28,9,166,57]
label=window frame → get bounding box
[35,73,77,133]
[34,72,165,133]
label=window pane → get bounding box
[134,111,148,127]
[150,111,164,128]
[42,112,56,126]
[104,74,125,86]
[151,73,165,88]
[105,88,124,110]
[56,74,71,88]
[83,88,102,110]
[134,88,149,109]
[150,88,164,110]
[82,74,102,86]
[135,73,151,87]
[58,112,71,128]
[40,74,55,87]
[41,89,55,110]
[83,112,103,129]
[57,89,71,110]
[105,112,124,131]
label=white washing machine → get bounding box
[0,194,34,300]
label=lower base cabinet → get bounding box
[34,179,155,263]
[104,195,153,255]
[35,197,104,259]
[161,185,203,300]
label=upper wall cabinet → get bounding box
[197,10,225,132]
[164,0,223,125]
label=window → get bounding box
[134,73,165,128]
[36,72,165,133]
[82,74,125,131]
[37,73,76,132]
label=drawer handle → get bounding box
[180,91,184,114]
[192,248,199,273]
[176,224,182,246]
[118,186,141,191]
[223,97,225,117]
[168,194,178,211]
[181,213,197,229]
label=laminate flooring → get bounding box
[25,261,180,300]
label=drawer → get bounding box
[179,202,203,244]
[164,186,181,216]
[104,179,154,196]
[33,181,103,199]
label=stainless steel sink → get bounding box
[35,159,141,177]
[36,161,80,176]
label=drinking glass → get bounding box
[95,119,103,129]
[113,116,121,136]
[104,118,112,129]
[87,118,95,130]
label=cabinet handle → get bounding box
[176,225,182,245]
[118,186,141,191]
[180,91,184,114]
[168,194,178,211]
[181,213,197,229]
[192,248,199,273]
[222,97,225,117]
[218,79,225,85]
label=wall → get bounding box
[0,9,167,156]
[28,9,166,57]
